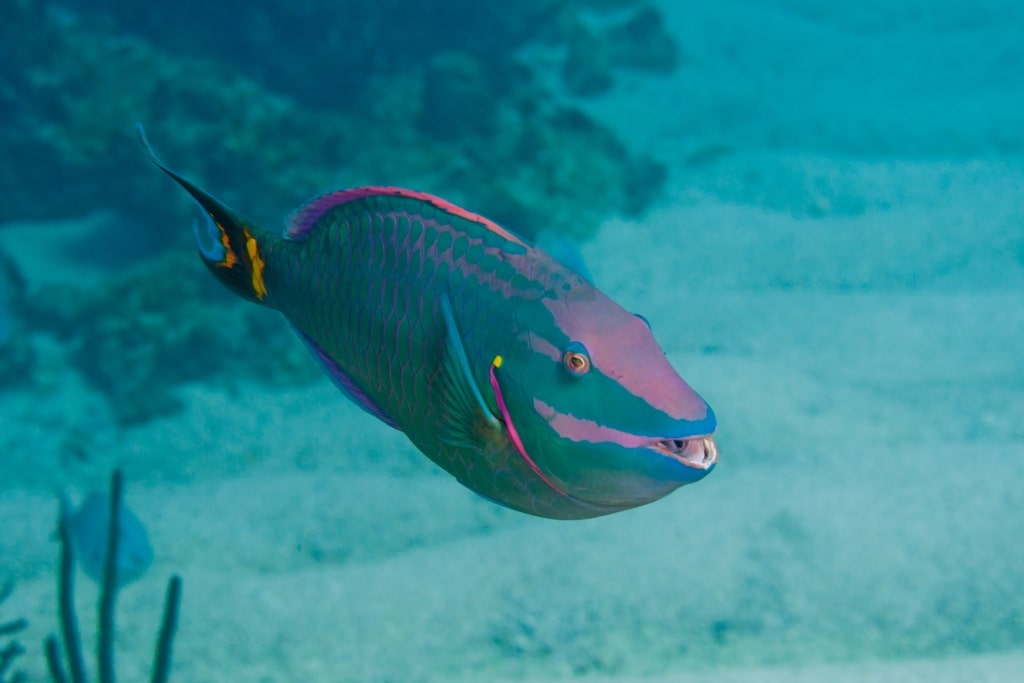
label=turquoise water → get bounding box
[1,1,1022,681]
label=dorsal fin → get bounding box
[539,237,595,285]
[284,186,531,248]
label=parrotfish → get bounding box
[60,492,154,587]
[140,126,717,520]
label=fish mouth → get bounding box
[651,435,718,470]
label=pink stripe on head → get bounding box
[545,293,709,422]
[524,331,561,362]
[534,398,651,448]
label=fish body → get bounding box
[61,492,153,587]
[142,129,717,519]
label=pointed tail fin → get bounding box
[137,123,269,303]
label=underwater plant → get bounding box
[0,581,27,683]
[25,251,317,425]
[45,470,182,683]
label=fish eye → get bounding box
[634,313,651,329]
[562,341,591,377]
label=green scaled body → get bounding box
[142,129,718,520]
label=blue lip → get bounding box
[642,402,717,442]
[679,403,717,438]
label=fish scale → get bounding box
[276,200,584,513]
[142,128,718,520]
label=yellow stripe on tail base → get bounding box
[243,228,267,300]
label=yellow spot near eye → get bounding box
[243,228,267,300]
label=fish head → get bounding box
[494,283,717,516]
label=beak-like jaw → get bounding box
[651,435,718,471]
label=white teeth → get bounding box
[702,437,718,465]
[652,435,718,469]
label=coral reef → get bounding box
[561,5,679,96]
[0,248,33,387]
[48,0,677,117]
[26,251,317,425]
[0,581,27,683]
[1,0,681,424]
[0,0,675,240]
[46,470,182,683]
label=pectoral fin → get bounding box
[437,295,501,448]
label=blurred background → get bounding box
[1,1,1023,682]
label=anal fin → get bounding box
[291,324,400,430]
